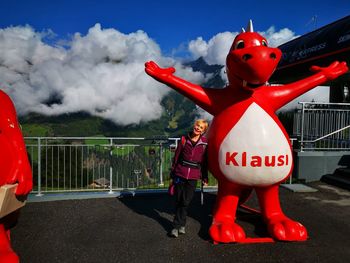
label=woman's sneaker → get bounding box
[170,228,179,238]
[179,227,186,234]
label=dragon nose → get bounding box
[242,54,253,61]
[270,52,277,59]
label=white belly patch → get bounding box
[218,103,292,186]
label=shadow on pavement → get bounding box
[10,182,350,263]
[117,191,271,241]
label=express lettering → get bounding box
[225,151,289,167]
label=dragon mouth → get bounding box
[232,73,265,89]
[242,80,264,89]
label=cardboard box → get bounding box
[0,184,26,218]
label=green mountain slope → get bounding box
[18,57,293,137]
[20,57,223,137]
[19,91,200,137]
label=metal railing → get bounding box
[25,136,180,195]
[293,102,350,151]
[24,135,299,194]
[23,101,350,196]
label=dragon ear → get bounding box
[246,19,254,32]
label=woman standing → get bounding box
[170,119,209,238]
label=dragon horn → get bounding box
[246,19,254,32]
[241,27,245,33]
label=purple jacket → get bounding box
[171,134,208,181]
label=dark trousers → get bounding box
[173,178,197,228]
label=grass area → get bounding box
[21,123,52,137]
[83,136,135,156]
[85,136,110,145]
[113,146,135,156]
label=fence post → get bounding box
[109,138,114,194]
[300,102,306,152]
[159,142,164,186]
[289,138,296,185]
[36,137,43,196]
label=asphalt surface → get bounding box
[11,182,350,263]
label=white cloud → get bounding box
[0,23,317,128]
[280,86,329,111]
[188,27,297,65]
[189,32,237,65]
[260,26,298,47]
[188,37,208,59]
[0,24,206,125]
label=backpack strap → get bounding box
[181,135,186,147]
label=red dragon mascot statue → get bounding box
[145,20,348,243]
[0,90,33,262]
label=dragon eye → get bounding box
[235,40,245,49]
[262,40,268,46]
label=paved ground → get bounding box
[10,182,350,263]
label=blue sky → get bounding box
[1,0,349,55]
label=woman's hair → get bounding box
[194,119,209,133]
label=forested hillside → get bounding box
[19,57,293,137]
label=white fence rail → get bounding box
[21,102,350,195]
[293,102,350,151]
[25,137,180,195]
